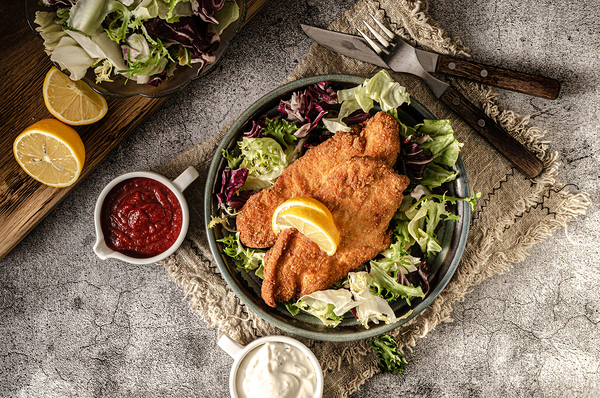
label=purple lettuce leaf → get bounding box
[146,70,168,86]
[191,0,225,24]
[276,81,337,137]
[228,189,255,210]
[244,120,265,138]
[277,92,327,136]
[144,16,220,75]
[42,0,72,8]
[277,91,306,122]
[216,167,248,207]
[309,81,338,105]
[405,259,430,297]
[403,142,434,181]
[345,109,371,125]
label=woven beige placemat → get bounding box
[159,0,591,396]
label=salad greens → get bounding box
[323,71,410,133]
[221,118,301,192]
[33,0,241,85]
[211,70,479,330]
[218,232,266,279]
[369,334,408,375]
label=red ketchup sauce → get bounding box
[101,177,183,258]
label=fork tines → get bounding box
[357,13,396,55]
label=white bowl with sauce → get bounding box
[218,334,324,398]
[93,166,199,264]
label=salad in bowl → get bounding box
[28,0,245,97]
[206,71,478,341]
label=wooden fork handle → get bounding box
[439,86,544,178]
[436,54,560,100]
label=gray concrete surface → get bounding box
[2,0,599,397]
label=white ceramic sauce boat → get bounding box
[93,166,199,264]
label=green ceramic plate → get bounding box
[205,74,471,342]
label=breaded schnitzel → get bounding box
[237,111,401,248]
[261,156,410,307]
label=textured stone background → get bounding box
[1,0,599,397]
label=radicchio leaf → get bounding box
[345,109,371,125]
[191,0,225,24]
[276,82,336,136]
[228,189,254,210]
[42,0,72,8]
[417,259,431,296]
[146,70,168,86]
[403,142,433,181]
[406,259,430,297]
[216,167,248,207]
[144,16,219,75]
[244,120,265,138]
[309,81,338,104]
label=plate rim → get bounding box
[205,73,471,341]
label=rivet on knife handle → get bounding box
[440,86,544,178]
[436,54,560,100]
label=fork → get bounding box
[356,14,546,178]
[358,14,560,100]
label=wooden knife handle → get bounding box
[436,54,560,100]
[440,86,543,178]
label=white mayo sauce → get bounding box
[235,342,317,398]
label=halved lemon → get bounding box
[272,198,340,256]
[43,67,108,126]
[13,119,86,187]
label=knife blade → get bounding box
[301,23,544,178]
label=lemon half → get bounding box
[43,67,108,126]
[13,119,86,187]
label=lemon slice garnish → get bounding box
[272,197,332,233]
[272,197,340,256]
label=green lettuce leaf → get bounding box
[324,70,411,133]
[262,117,298,149]
[297,289,357,327]
[404,193,479,256]
[50,36,96,81]
[418,119,463,167]
[217,232,265,277]
[348,272,397,329]
[237,137,292,190]
[369,334,408,375]
[362,70,410,112]
[34,11,69,56]
[419,163,459,189]
[368,262,425,304]
[208,0,240,35]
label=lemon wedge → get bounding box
[272,197,333,233]
[13,119,86,187]
[272,197,340,256]
[43,67,108,126]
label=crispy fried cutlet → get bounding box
[237,111,401,248]
[261,156,410,307]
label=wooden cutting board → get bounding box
[0,0,268,261]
